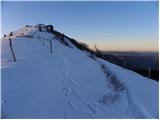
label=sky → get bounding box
[1,1,159,51]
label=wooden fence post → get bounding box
[38,35,40,41]
[43,38,44,45]
[49,40,53,53]
[9,38,16,62]
[148,67,151,78]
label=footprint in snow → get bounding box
[69,87,82,100]
[63,71,68,77]
[62,87,70,96]
[1,100,6,104]
[68,78,77,86]
[67,101,76,111]
[61,110,69,119]
[85,102,97,115]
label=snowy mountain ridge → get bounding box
[1,24,159,118]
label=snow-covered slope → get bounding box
[1,25,159,118]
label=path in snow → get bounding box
[54,49,152,119]
[59,57,101,118]
[97,61,152,118]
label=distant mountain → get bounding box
[101,51,159,80]
[1,24,158,118]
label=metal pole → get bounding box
[49,40,53,53]
[148,67,151,78]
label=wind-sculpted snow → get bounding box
[1,25,159,118]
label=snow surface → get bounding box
[1,25,159,118]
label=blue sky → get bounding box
[1,1,158,51]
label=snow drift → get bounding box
[1,24,159,118]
